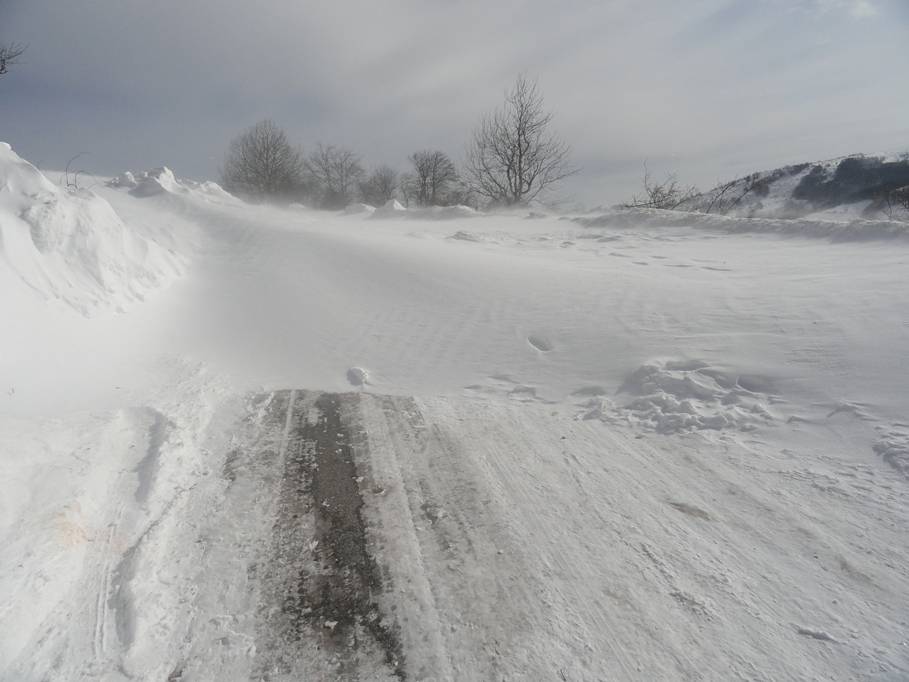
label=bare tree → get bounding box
[359,165,398,206]
[306,144,364,209]
[891,186,909,214]
[0,43,26,76]
[466,75,577,206]
[621,164,699,210]
[221,120,305,202]
[409,150,459,206]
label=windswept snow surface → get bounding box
[2,155,909,679]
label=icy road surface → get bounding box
[2,178,909,679]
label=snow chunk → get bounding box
[346,367,370,387]
[873,431,909,477]
[581,359,776,434]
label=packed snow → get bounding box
[1,142,908,680]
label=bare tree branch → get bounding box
[221,120,305,202]
[621,163,699,210]
[0,43,27,76]
[305,144,365,209]
[359,165,398,206]
[409,150,458,206]
[465,75,578,206]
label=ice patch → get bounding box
[580,360,776,434]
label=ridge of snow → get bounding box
[0,143,184,315]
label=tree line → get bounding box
[221,75,578,209]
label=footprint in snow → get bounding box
[527,335,553,352]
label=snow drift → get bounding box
[576,207,909,242]
[108,166,239,205]
[0,143,183,315]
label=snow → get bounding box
[0,144,183,315]
[371,198,407,217]
[2,143,908,679]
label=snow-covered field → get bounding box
[1,145,908,680]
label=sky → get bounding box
[1,0,907,206]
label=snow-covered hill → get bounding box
[684,153,909,220]
[1,146,908,680]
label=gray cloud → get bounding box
[2,0,906,205]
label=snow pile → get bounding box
[575,208,909,242]
[449,230,483,242]
[106,171,138,189]
[344,202,375,215]
[0,143,182,314]
[371,199,408,218]
[581,360,776,434]
[873,430,909,477]
[407,205,478,220]
[107,166,239,205]
[128,166,181,197]
[369,201,478,220]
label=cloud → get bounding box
[1,0,905,205]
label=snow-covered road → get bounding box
[2,158,908,679]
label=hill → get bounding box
[684,153,909,220]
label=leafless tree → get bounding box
[358,165,398,206]
[306,144,364,209]
[221,120,305,202]
[621,164,699,210]
[409,150,459,206]
[891,186,909,214]
[0,43,26,76]
[465,75,578,206]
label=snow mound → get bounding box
[408,205,479,220]
[371,199,408,218]
[0,143,183,315]
[873,430,909,477]
[108,166,239,205]
[581,360,776,434]
[346,367,370,387]
[106,171,138,189]
[575,208,909,242]
[369,201,479,221]
[449,230,483,242]
[129,167,180,197]
[344,202,375,215]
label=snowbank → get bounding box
[107,166,240,205]
[369,200,479,220]
[0,143,183,315]
[371,199,408,218]
[575,207,909,242]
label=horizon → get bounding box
[2,0,908,206]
